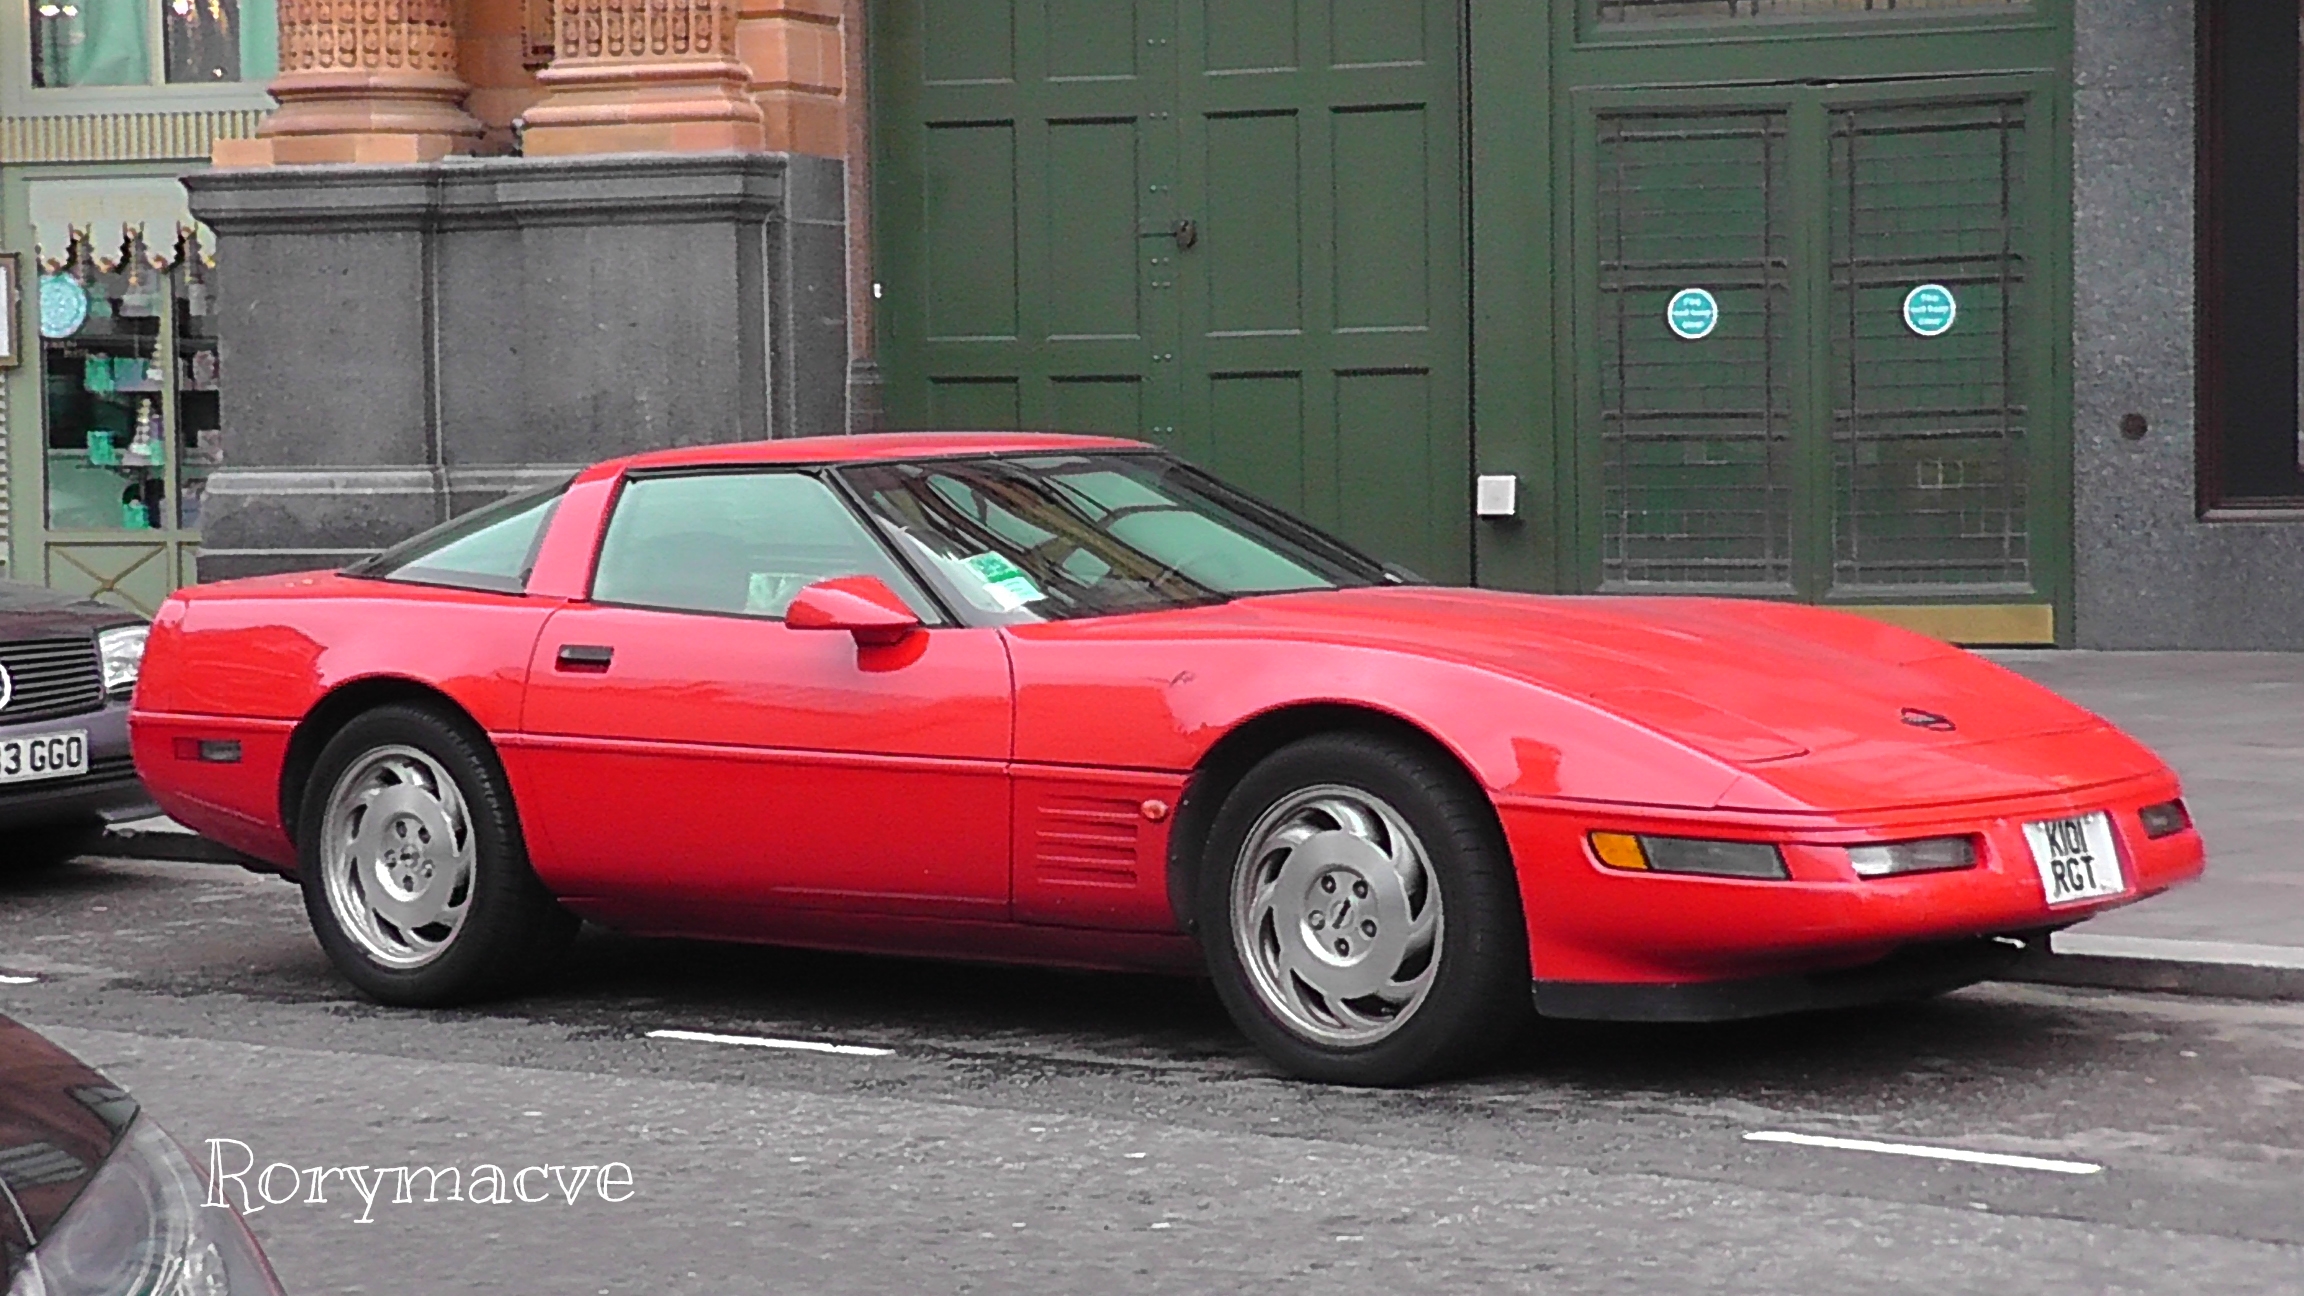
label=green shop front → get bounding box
[872,0,2073,643]
[0,0,271,611]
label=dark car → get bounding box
[0,579,154,865]
[0,1013,285,1294]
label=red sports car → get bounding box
[130,434,2204,1085]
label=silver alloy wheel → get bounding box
[318,744,478,970]
[1230,784,1443,1047]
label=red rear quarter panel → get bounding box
[131,572,558,869]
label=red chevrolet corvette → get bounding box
[131,434,2203,1084]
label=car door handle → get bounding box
[555,644,614,672]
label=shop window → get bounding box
[37,223,222,534]
[2197,0,2304,507]
[31,0,271,87]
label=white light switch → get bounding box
[1475,474,1519,519]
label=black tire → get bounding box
[297,703,576,1005]
[1196,731,1531,1086]
[7,821,103,870]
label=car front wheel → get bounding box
[7,821,103,870]
[299,704,576,1005]
[1198,732,1530,1086]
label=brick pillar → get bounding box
[216,0,485,165]
[736,0,842,155]
[519,0,765,155]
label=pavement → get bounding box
[89,649,2304,1001]
[1984,652,2304,1000]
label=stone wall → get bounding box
[184,151,845,581]
[2073,0,2304,647]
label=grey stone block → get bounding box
[2071,0,2304,648]
[183,152,848,576]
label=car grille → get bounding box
[0,637,106,723]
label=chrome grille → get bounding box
[0,637,106,723]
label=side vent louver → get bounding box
[1031,794,1141,886]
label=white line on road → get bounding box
[1745,1130,2103,1175]
[646,1028,894,1058]
[0,974,37,985]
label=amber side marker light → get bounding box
[1589,831,1788,880]
[171,738,242,763]
[2138,799,2190,840]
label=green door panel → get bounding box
[1590,107,1797,592]
[922,123,1020,342]
[46,541,175,617]
[1174,0,1469,580]
[878,0,1472,582]
[883,0,1173,441]
[1827,95,2037,595]
[930,377,1024,429]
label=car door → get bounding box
[512,468,1014,924]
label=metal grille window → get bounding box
[1596,0,2022,26]
[1828,99,2030,590]
[1598,110,1794,590]
[0,636,105,723]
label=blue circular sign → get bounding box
[38,274,88,340]
[1666,287,1719,341]
[1903,283,1958,338]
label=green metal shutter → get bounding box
[1827,97,2033,592]
[1596,109,1795,591]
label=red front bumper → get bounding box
[1498,772,2206,989]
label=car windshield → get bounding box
[837,453,1394,623]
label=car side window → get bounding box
[348,481,570,594]
[589,471,941,623]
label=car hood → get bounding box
[1150,588,2162,810]
[0,1016,134,1246]
[0,579,142,639]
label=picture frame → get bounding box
[0,253,21,367]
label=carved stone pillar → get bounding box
[215,0,484,165]
[520,0,766,156]
[735,0,843,155]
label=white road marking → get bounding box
[646,1028,894,1058]
[1745,1130,2103,1175]
[0,974,37,985]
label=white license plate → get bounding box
[2023,811,2126,906]
[0,730,89,786]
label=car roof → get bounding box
[603,431,1153,475]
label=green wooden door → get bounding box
[875,0,1471,581]
[1556,4,2072,630]
[873,0,1176,438]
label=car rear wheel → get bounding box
[299,704,576,1005]
[1197,732,1530,1086]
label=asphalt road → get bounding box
[4,856,2300,1295]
